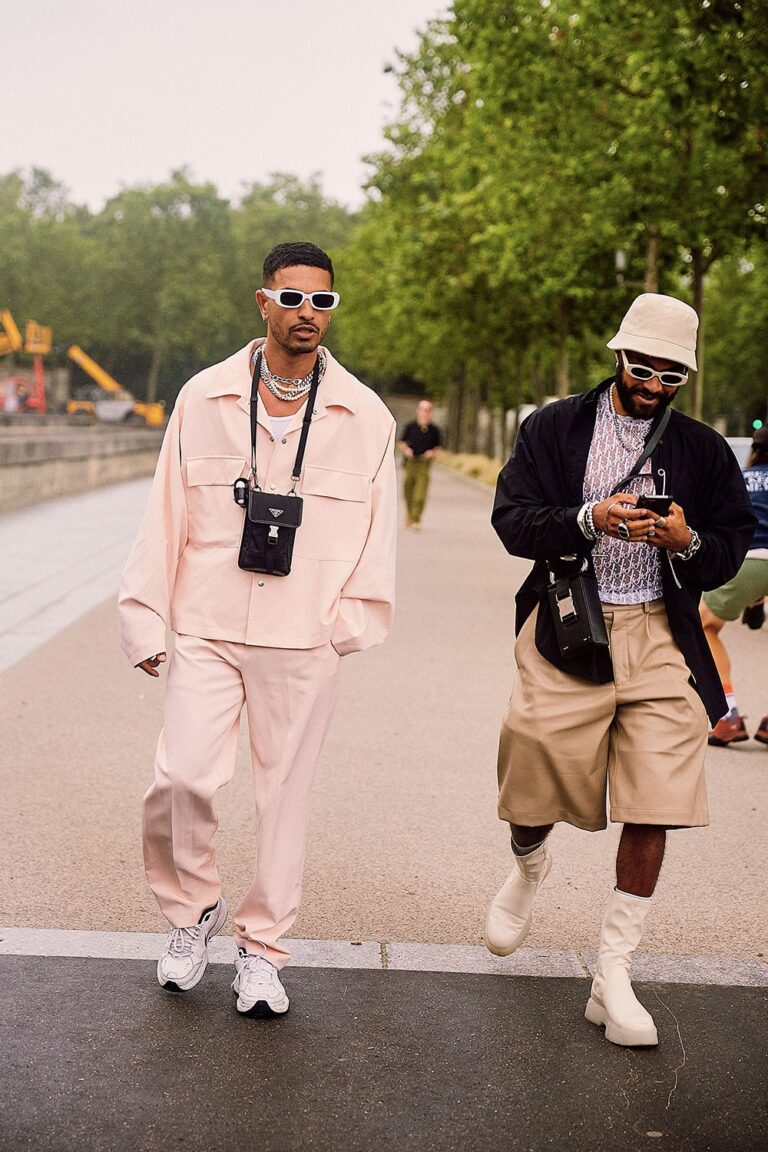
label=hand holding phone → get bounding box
[636,494,674,517]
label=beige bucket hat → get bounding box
[607,293,698,371]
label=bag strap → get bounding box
[249,351,322,493]
[610,405,671,495]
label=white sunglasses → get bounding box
[620,349,688,388]
[261,287,340,311]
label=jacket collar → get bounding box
[585,376,614,404]
[204,340,359,417]
[565,374,673,500]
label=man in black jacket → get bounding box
[484,293,755,1048]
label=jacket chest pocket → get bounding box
[295,465,370,561]
[185,455,247,547]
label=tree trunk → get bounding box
[460,379,479,453]
[146,345,163,404]
[445,370,464,452]
[531,356,545,408]
[556,298,570,398]
[491,405,505,460]
[644,229,660,292]
[690,249,705,422]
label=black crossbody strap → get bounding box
[248,352,261,485]
[248,351,322,492]
[610,405,671,495]
[290,358,322,490]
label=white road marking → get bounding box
[0,927,766,985]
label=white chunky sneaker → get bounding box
[585,888,658,1047]
[156,898,228,992]
[232,951,290,1017]
[485,843,552,956]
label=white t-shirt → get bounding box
[269,414,295,440]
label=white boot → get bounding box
[484,843,552,956]
[585,888,658,1047]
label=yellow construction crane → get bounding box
[1,309,49,411]
[66,346,165,427]
[0,309,23,355]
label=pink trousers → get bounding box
[142,634,341,968]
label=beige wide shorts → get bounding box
[497,600,709,831]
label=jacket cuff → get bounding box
[122,623,168,667]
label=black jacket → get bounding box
[492,379,756,725]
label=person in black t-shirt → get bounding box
[397,400,442,529]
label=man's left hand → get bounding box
[644,502,694,552]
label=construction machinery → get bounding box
[2,309,164,426]
[1,309,48,411]
[66,345,165,427]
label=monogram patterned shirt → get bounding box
[583,388,662,604]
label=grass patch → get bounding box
[438,451,501,487]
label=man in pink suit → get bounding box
[119,242,397,1017]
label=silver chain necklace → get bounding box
[258,348,326,402]
[609,383,648,453]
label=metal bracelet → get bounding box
[584,502,601,540]
[675,528,701,561]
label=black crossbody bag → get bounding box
[233,351,321,577]
[547,406,671,659]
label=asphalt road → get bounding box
[1,466,767,956]
[2,956,767,1152]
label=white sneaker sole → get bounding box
[232,974,290,1017]
[157,898,228,992]
[584,996,658,1047]
[235,994,290,1018]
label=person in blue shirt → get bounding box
[701,426,768,746]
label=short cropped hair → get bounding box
[263,242,334,286]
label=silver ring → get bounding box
[656,515,668,529]
[617,521,630,541]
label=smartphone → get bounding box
[636,494,674,516]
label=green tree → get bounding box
[0,168,96,348]
[89,169,237,402]
[704,247,768,432]
[341,0,768,446]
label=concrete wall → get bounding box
[0,424,164,515]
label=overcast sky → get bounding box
[2,0,450,210]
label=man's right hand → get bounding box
[593,493,656,541]
[136,652,167,677]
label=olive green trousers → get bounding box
[403,458,432,523]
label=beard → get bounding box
[270,320,322,357]
[614,369,675,419]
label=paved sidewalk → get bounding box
[0,478,151,672]
[1,468,766,957]
[1,469,767,1151]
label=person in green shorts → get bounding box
[701,427,768,747]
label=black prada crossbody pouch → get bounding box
[234,351,320,577]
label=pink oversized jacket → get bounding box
[118,341,397,665]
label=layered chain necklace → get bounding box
[257,347,327,402]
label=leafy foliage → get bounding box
[1,3,766,433]
[0,168,353,406]
[338,0,767,438]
